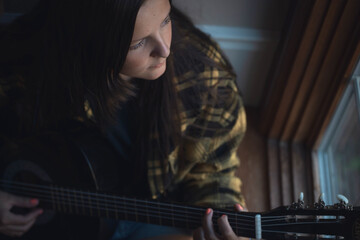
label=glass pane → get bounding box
[324,93,360,205]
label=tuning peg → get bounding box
[314,193,325,209]
[336,194,349,204]
[334,194,353,210]
[299,192,304,202]
[289,192,305,210]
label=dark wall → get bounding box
[3,0,39,13]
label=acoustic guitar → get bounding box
[0,128,359,240]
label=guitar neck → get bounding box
[3,180,258,238]
[3,179,359,240]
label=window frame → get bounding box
[316,76,360,205]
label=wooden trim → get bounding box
[296,0,360,145]
[260,0,360,144]
[267,140,315,207]
[267,139,282,209]
[259,0,315,137]
[291,144,308,201]
[311,151,321,202]
[259,0,360,209]
[312,24,360,148]
[278,141,292,205]
[270,0,333,141]
[282,0,345,142]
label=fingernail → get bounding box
[206,208,212,215]
[30,199,39,205]
[222,214,227,219]
[236,203,244,211]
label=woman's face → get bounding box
[120,0,172,81]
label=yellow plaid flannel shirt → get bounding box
[148,35,247,208]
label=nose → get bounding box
[150,33,170,58]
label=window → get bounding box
[316,73,360,206]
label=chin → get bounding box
[143,67,166,80]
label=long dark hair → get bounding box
[0,0,181,185]
[0,0,236,191]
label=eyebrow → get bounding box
[131,8,171,43]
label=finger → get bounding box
[0,191,39,209]
[217,215,237,240]
[0,230,25,238]
[193,227,205,240]
[11,195,39,209]
[202,208,219,240]
[235,204,244,212]
[6,208,43,225]
[3,217,36,234]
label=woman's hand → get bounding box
[193,204,247,240]
[0,191,43,238]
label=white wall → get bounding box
[173,0,291,107]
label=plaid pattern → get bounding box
[0,38,246,209]
[149,37,247,208]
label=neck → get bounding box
[2,179,258,237]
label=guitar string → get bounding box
[4,180,328,227]
[1,179,288,221]
[255,229,339,238]
[8,188,333,239]
[3,180,322,226]
[7,186,330,230]
[1,180,291,224]
[8,189,328,238]
[4,183,258,226]
[2,183,337,237]
[1,180,266,220]
[0,181,345,238]
[5,180,336,227]
[5,189,260,232]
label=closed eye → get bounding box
[129,9,171,51]
[129,39,145,50]
[161,15,171,27]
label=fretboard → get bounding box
[1,180,258,238]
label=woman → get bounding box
[0,0,247,239]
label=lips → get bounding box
[150,61,165,69]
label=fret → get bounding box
[235,211,238,236]
[87,191,93,216]
[134,198,138,222]
[145,200,150,224]
[104,194,109,218]
[123,196,128,221]
[158,200,162,226]
[65,187,72,214]
[60,187,67,213]
[146,200,158,224]
[114,195,119,220]
[55,185,61,212]
[95,192,101,217]
[185,206,189,229]
[80,190,86,216]
[50,185,56,211]
[73,189,79,215]
[171,203,175,227]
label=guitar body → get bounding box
[0,125,122,240]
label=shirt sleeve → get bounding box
[174,73,247,209]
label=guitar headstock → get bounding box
[261,193,360,239]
